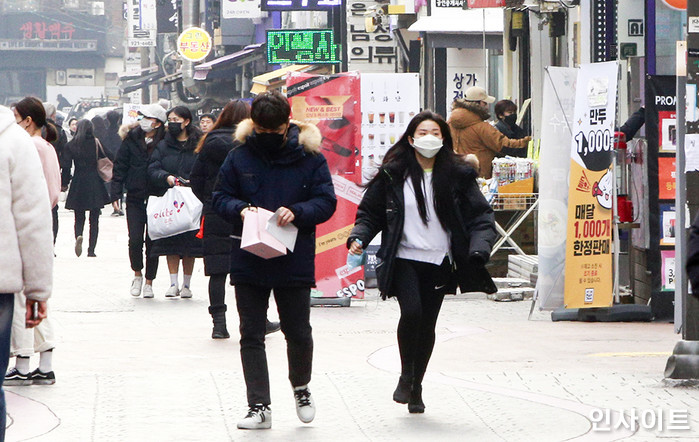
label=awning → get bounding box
[194,43,264,81]
[408,8,504,33]
[250,64,332,95]
[119,71,164,94]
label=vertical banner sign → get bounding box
[564,62,618,309]
[347,1,397,73]
[360,73,420,183]
[286,72,365,299]
[127,0,156,47]
[536,67,578,311]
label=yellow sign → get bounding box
[316,224,354,254]
[563,62,618,309]
[177,27,212,62]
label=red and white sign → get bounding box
[287,72,365,299]
[660,0,686,11]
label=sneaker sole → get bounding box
[143,294,154,299]
[4,379,32,386]
[237,423,272,430]
[32,378,56,385]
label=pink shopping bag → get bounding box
[240,208,287,259]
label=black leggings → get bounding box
[393,258,446,387]
[208,274,227,312]
[74,209,100,254]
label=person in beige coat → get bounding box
[0,104,53,440]
[448,87,531,179]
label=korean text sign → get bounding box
[564,62,618,309]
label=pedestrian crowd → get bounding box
[10,85,662,438]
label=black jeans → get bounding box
[126,197,158,280]
[52,205,58,244]
[393,258,446,387]
[74,209,100,254]
[235,284,313,406]
[0,293,14,442]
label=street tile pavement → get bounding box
[3,208,698,441]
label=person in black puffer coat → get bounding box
[148,106,203,299]
[212,91,336,429]
[111,104,166,298]
[191,100,250,338]
[348,110,496,415]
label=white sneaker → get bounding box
[142,284,154,299]
[165,285,179,297]
[130,277,143,297]
[180,286,192,298]
[237,405,271,430]
[293,385,315,423]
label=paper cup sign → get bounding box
[177,27,212,62]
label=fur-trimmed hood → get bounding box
[119,122,139,140]
[234,118,322,155]
[449,102,491,130]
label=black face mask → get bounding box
[504,114,517,127]
[255,131,286,154]
[168,123,184,138]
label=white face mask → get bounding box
[139,119,154,133]
[411,134,443,158]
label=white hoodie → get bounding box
[0,105,53,301]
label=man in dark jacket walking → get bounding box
[212,91,336,430]
[111,104,166,298]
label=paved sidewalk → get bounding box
[4,208,699,441]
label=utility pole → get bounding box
[664,6,699,379]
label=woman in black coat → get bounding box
[63,119,111,257]
[348,111,496,414]
[148,106,203,299]
[111,104,166,298]
[191,100,249,338]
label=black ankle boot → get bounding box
[408,385,425,413]
[393,376,412,404]
[209,305,230,339]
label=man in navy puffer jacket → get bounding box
[212,90,336,430]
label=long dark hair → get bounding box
[14,96,58,143]
[195,100,250,153]
[69,119,96,159]
[371,110,459,229]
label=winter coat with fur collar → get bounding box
[212,119,337,287]
[0,105,54,301]
[448,102,529,179]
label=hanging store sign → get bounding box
[177,27,212,62]
[222,0,264,18]
[266,29,341,64]
[127,0,156,47]
[347,1,397,73]
[563,61,618,309]
[261,0,341,11]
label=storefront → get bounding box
[0,11,107,104]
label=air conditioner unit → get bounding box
[90,1,105,15]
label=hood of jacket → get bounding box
[0,105,17,135]
[235,118,322,156]
[119,122,139,140]
[449,103,491,130]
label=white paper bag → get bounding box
[147,187,203,240]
